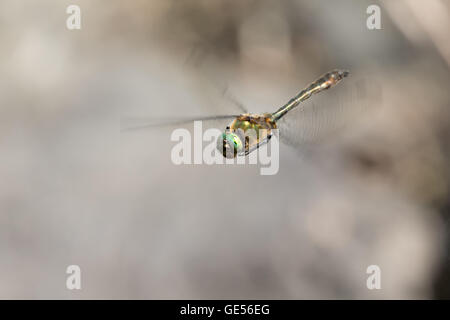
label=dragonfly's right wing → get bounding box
[121,114,238,132]
[277,76,382,153]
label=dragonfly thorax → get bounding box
[216,113,277,158]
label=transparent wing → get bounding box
[120,114,237,132]
[215,84,248,114]
[277,75,382,151]
[184,42,249,114]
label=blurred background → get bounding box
[0,0,449,299]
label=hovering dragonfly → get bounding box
[122,69,349,158]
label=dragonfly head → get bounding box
[217,129,243,158]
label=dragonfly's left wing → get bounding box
[184,41,249,114]
[121,114,238,132]
[217,84,248,114]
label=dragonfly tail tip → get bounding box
[341,70,350,78]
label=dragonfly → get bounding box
[122,69,350,158]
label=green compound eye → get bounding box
[217,132,243,158]
[230,134,242,149]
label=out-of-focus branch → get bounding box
[384,0,450,68]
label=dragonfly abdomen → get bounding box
[272,69,349,121]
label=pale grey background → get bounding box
[0,0,449,299]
